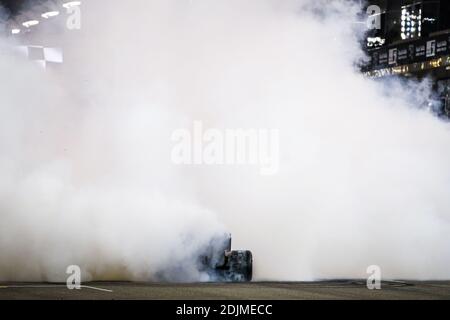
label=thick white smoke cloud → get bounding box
[1,0,450,282]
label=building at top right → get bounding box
[363,0,450,116]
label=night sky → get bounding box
[0,0,24,14]
[0,0,49,15]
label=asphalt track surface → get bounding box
[1,280,450,300]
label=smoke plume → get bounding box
[1,0,450,282]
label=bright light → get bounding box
[367,37,385,48]
[11,28,21,35]
[400,4,422,40]
[22,20,39,28]
[42,11,60,19]
[63,1,82,9]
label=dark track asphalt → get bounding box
[1,280,450,300]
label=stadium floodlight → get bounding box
[42,11,60,19]
[11,29,21,35]
[62,1,82,9]
[22,20,39,28]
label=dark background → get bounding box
[0,0,25,15]
[0,0,49,15]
